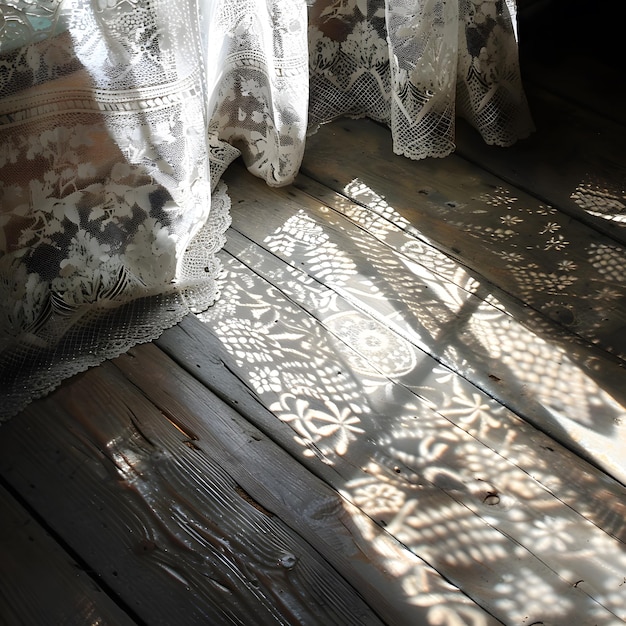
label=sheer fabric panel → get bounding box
[308,0,533,159]
[0,0,531,419]
[0,0,229,418]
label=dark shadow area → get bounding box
[519,0,626,74]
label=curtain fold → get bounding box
[0,0,532,420]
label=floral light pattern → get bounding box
[195,160,626,622]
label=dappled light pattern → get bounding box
[342,178,626,360]
[199,179,626,622]
[570,175,626,224]
[200,251,626,622]
[263,182,626,480]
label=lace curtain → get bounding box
[0,0,532,420]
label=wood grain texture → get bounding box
[161,313,626,548]
[112,343,500,626]
[455,84,626,242]
[0,483,137,626]
[222,163,626,487]
[155,247,626,623]
[300,117,626,362]
[0,364,386,626]
[129,338,626,626]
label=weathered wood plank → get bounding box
[222,164,626,486]
[0,365,387,626]
[455,84,626,239]
[219,210,626,555]
[300,117,626,361]
[133,329,626,625]
[0,483,137,626]
[111,343,501,626]
[162,312,626,549]
[156,254,626,623]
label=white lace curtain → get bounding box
[0,0,532,419]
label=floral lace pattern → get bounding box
[0,0,530,419]
[206,0,309,186]
[309,0,533,158]
[0,1,229,418]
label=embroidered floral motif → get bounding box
[0,0,531,419]
[309,0,532,157]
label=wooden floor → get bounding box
[2,10,626,626]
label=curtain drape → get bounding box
[0,0,532,420]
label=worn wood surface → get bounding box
[1,24,626,626]
[0,483,137,626]
[165,166,626,622]
[114,342,501,626]
[160,266,626,624]
[0,360,392,625]
[455,85,626,240]
[226,165,626,484]
[300,118,626,362]
[226,172,626,501]
[163,308,626,549]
